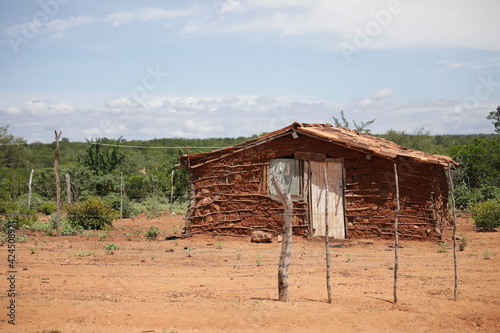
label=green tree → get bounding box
[332,110,375,134]
[450,138,500,189]
[0,125,30,168]
[382,128,435,152]
[487,106,500,133]
[80,138,127,176]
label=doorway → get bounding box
[309,160,346,239]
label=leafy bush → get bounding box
[16,193,45,211]
[66,196,118,230]
[453,182,500,211]
[140,196,169,218]
[104,192,138,218]
[22,219,53,233]
[453,182,481,210]
[38,201,57,215]
[103,243,120,254]
[470,199,500,231]
[145,226,159,240]
[0,202,38,229]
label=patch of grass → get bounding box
[98,231,108,241]
[171,225,179,235]
[162,328,178,333]
[436,242,450,253]
[30,247,36,254]
[236,249,243,260]
[483,249,494,260]
[256,255,262,266]
[300,246,306,259]
[74,251,95,257]
[145,226,159,240]
[103,243,120,255]
[215,241,223,250]
[16,233,28,243]
[458,235,468,251]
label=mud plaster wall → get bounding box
[186,133,450,240]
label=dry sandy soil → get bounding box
[1,214,499,332]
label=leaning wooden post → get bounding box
[323,168,333,304]
[28,169,34,209]
[393,162,400,303]
[54,130,62,236]
[447,163,459,301]
[271,173,293,302]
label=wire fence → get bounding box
[2,226,499,305]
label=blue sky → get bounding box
[1,0,499,143]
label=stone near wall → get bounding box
[251,231,273,243]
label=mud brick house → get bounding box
[179,123,459,240]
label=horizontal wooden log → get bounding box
[346,194,382,198]
[211,162,268,169]
[396,214,436,221]
[345,188,380,193]
[196,183,234,189]
[205,226,276,232]
[294,151,326,161]
[346,206,375,212]
[345,215,386,218]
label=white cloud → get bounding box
[222,95,240,103]
[105,97,144,111]
[104,7,192,26]
[437,58,500,72]
[371,89,395,100]
[19,99,77,116]
[53,102,76,114]
[25,99,51,115]
[46,16,95,38]
[5,106,21,115]
[3,15,94,40]
[3,90,495,143]
[255,95,276,104]
[186,0,500,52]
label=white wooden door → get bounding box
[310,160,345,239]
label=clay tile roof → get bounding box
[181,123,459,168]
[294,123,458,167]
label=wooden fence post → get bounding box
[65,173,71,204]
[393,162,400,303]
[447,164,459,301]
[120,171,124,219]
[54,130,62,236]
[323,168,333,304]
[170,169,175,212]
[271,173,293,302]
[28,169,34,209]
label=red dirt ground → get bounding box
[1,214,499,332]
